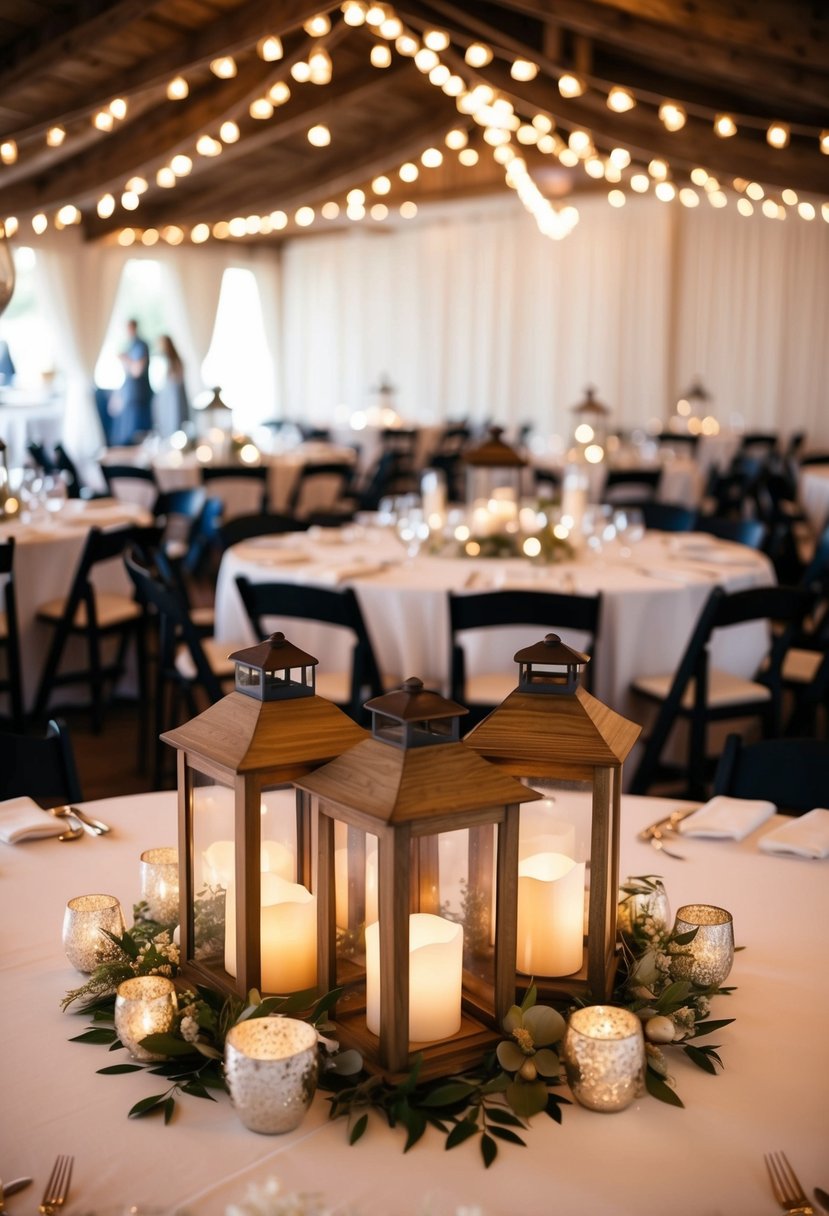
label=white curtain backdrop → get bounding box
[160,246,230,404]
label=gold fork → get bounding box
[38,1155,73,1216]
[765,1151,814,1215]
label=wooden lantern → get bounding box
[295,677,541,1079]
[570,386,610,463]
[462,425,526,511]
[463,634,641,1003]
[161,632,366,998]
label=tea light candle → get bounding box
[114,975,178,1061]
[140,847,179,923]
[562,1005,645,1112]
[516,852,585,977]
[225,873,317,993]
[62,894,126,973]
[224,1017,319,1134]
[365,913,463,1042]
[668,904,734,988]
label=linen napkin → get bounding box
[321,562,389,584]
[678,794,776,841]
[0,796,64,844]
[758,808,829,859]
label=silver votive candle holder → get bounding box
[62,894,126,973]
[668,903,734,988]
[224,1017,319,1135]
[140,847,179,923]
[115,976,178,1061]
[562,1005,645,1113]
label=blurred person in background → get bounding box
[111,317,152,444]
[154,334,189,438]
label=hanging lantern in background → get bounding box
[296,677,541,1079]
[464,634,641,1003]
[462,426,527,534]
[162,633,366,999]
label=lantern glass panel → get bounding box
[191,771,235,970]
[333,820,378,975]
[433,825,496,1012]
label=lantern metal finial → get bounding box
[229,632,319,701]
[514,633,590,696]
[365,677,468,748]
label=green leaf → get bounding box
[96,1063,143,1075]
[480,1132,497,1168]
[139,1033,197,1057]
[692,1018,735,1036]
[533,1048,560,1079]
[193,1042,223,1060]
[419,1081,476,1108]
[505,1078,548,1118]
[398,1104,427,1152]
[645,1069,684,1108]
[520,983,538,1012]
[489,1126,526,1147]
[484,1107,526,1128]
[310,988,343,1023]
[181,1080,217,1101]
[70,1028,117,1044]
[544,1093,571,1123]
[397,1053,423,1095]
[523,1005,565,1047]
[496,1041,523,1073]
[349,1113,368,1145]
[128,1093,169,1119]
[479,1074,509,1095]
[502,1005,523,1033]
[670,928,699,946]
[683,1044,723,1074]
[163,1096,176,1125]
[445,1119,478,1150]
[326,1049,363,1077]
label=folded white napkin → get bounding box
[759,808,829,859]
[678,794,776,841]
[321,563,388,585]
[0,796,64,844]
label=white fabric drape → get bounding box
[34,230,125,456]
[160,247,229,403]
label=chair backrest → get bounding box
[53,443,83,498]
[656,432,699,452]
[235,575,382,717]
[448,589,602,703]
[61,525,149,628]
[799,520,829,594]
[125,548,225,701]
[289,461,354,516]
[739,431,779,455]
[0,718,83,804]
[603,467,662,503]
[635,501,696,531]
[217,512,307,550]
[713,733,829,815]
[0,537,23,728]
[694,515,768,549]
[27,440,56,474]
[100,462,160,510]
[201,465,269,516]
[798,452,829,467]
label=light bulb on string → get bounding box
[371,44,392,68]
[558,73,585,98]
[47,126,66,146]
[465,43,492,67]
[766,122,790,149]
[167,76,189,100]
[714,114,737,138]
[607,86,635,112]
[658,101,686,132]
[257,36,283,61]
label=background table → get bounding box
[1,789,825,1215]
[215,528,775,721]
[798,464,829,534]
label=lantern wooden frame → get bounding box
[464,634,641,1003]
[462,425,527,507]
[295,678,541,1080]
[161,633,365,998]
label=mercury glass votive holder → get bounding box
[224,1017,319,1134]
[668,903,734,988]
[115,976,178,1061]
[562,1005,645,1113]
[140,847,179,923]
[62,894,126,973]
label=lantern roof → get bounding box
[513,633,588,669]
[161,689,366,776]
[295,733,540,825]
[228,631,318,672]
[571,386,611,416]
[364,676,466,723]
[462,426,526,468]
[464,684,641,780]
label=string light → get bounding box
[250,98,274,119]
[321,201,340,219]
[257,36,283,61]
[125,176,148,194]
[118,229,135,246]
[309,48,332,84]
[445,128,468,150]
[220,121,240,143]
[304,13,331,36]
[342,2,367,26]
[797,201,816,220]
[141,228,159,246]
[465,43,492,67]
[511,59,538,82]
[714,114,737,138]
[210,57,236,78]
[558,74,585,98]
[584,157,605,179]
[821,132,829,154]
[371,203,389,220]
[109,98,127,120]
[365,5,385,26]
[421,147,443,167]
[761,198,778,218]
[171,154,193,176]
[414,48,439,72]
[97,194,115,218]
[395,33,418,55]
[347,188,365,205]
[558,148,579,167]
[568,129,591,156]
[270,210,287,229]
[781,188,798,205]
[46,126,66,146]
[767,122,790,149]
[429,64,450,87]
[308,124,331,146]
[608,189,626,208]
[56,204,80,226]
[121,190,140,210]
[607,86,635,113]
[630,174,650,193]
[32,213,48,234]
[371,174,391,193]
[648,158,668,179]
[167,76,189,100]
[399,161,418,181]
[609,147,631,169]
[370,44,392,67]
[737,198,754,217]
[458,147,478,166]
[196,135,222,157]
[746,181,764,200]
[93,110,114,132]
[0,141,17,165]
[690,167,709,186]
[191,223,210,243]
[655,181,676,202]
[659,101,686,131]
[295,206,315,227]
[516,124,538,146]
[156,167,176,188]
[400,201,418,218]
[269,82,291,105]
[379,16,403,38]
[679,187,700,207]
[291,61,312,82]
[2,216,17,236]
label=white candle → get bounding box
[516,852,585,977]
[225,873,317,993]
[519,800,576,860]
[365,913,464,1042]
[470,498,492,537]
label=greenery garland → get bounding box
[64,875,734,1165]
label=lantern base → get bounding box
[332,987,501,1082]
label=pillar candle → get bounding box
[516,852,585,977]
[365,913,464,1042]
[225,873,317,993]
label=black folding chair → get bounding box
[448,589,602,727]
[693,515,768,549]
[235,576,384,721]
[288,461,356,520]
[201,464,269,517]
[216,512,307,550]
[0,537,24,732]
[602,468,662,504]
[627,501,696,532]
[713,733,829,815]
[100,463,160,510]
[630,584,814,799]
[0,718,82,804]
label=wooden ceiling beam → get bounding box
[0,0,333,142]
[487,0,829,109]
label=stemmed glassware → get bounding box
[612,507,645,558]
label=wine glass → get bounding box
[613,507,645,558]
[394,505,429,561]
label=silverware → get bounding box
[38,1155,73,1216]
[48,806,101,837]
[765,1150,814,1215]
[66,805,111,834]
[1,1177,32,1202]
[814,1188,829,1213]
[646,828,686,860]
[637,806,698,841]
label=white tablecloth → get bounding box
[0,498,149,709]
[1,789,825,1215]
[798,464,829,534]
[214,529,775,720]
